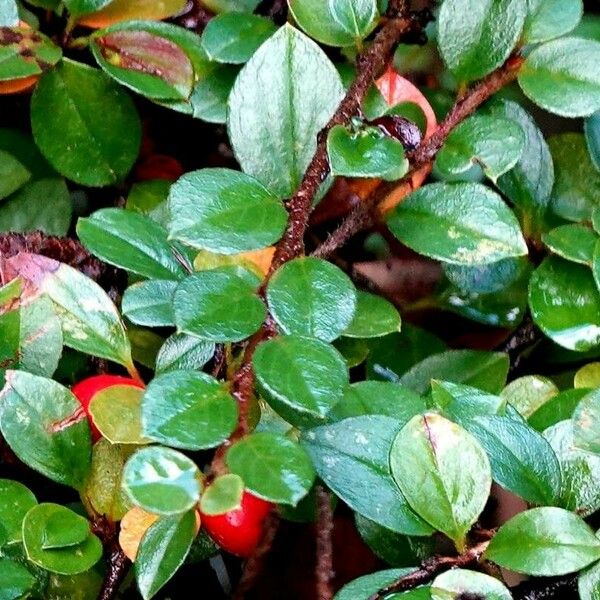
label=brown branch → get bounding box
[312,53,526,260]
[368,540,490,600]
[92,517,130,600]
[316,486,335,600]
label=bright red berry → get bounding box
[201,490,274,557]
[71,375,144,442]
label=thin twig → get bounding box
[313,53,526,260]
[92,517,130,600]
[316,486,335,600]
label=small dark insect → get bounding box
[369,115,422,151]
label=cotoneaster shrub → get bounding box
[1,0,600,599]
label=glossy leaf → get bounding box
[543,224,597,265]
[123,446,203,516]
[485,507,600,575]
[579,560,600,600]
[529,257,600,352]
[327,124,409,181]
[443,257,526,295]
[0,559,35,600]
[333,569,418,600]
[266,257,357,342]
[0,1,18,26]
[173,267,265,343]
[253,335,349,428]
[529,388,589,432]
[431,569,512,600]
[186,63,239,123]
[142,370,237,450]
[343,290,401,339]
[0,479,37,544]
[387,183,528,265]
[575,363,600,389]
[226,432,315,505]
[0,371,91,490]
[0,26,61,80]
[135,510,197,600]
[64,0,111,17]
[155,333,215,374]
[199,474,244,516]
[438,0,526,82]
[0,150,29,200]
[78,208,192,280]
[585,110,600,172]
[302,416,432,535]
[41,506,90,550]
[390,413,491,549]
[201,13,276,64]
[501,375,559,418]
[573,388,600,454]
[435,114,525,182]
[77,0,188,28]
[168,168,287,254]
[431,380,506,422]
[519,38,600,118]
[122,280,177,328]
[523,0,583,43]
[228,25,344,197]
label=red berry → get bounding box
[201,490,273,557]
[71,375,144,442]
[135,154,184,182]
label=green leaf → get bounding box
[173,267,265,342]
[155,333,215,374]
[75,0,188,25]
[548,133,600,222]
[41,506,90,550]
[253,335,349,428]
[77,208,192,280]
[431,569,512,600]
[0,559,35,600]
[203,0,259,11]
[519,37,600,118]
[579,560,600,600]
[387,183,528,265]
[5,253,133,368]
[435,114,525,182]
[486,507,600,575]
[123,446,203,515]
[501,375,559,418]
[327,125,409,181]
[0,371,91,490]
[302,416,432,535]
[390,413,491,550]
[266,257,357,342]
[529,257,600,352]
[127,179,170,227]
[89,384,149,445]
[329,381,426,425]
[523,0,583,43]
[186,63,239,124]
[585,111,600,172]
[31,60,141,187]
[135,511,196,600]
[226,432,315,505]
[168,168,287,254]
[0,1,18,26]
[0,128,55,180]
[0,150,29,200]
[438,0,525,82]
[431,380,506,422]
[44,571,103,600]
[22,504,102,575]
[576,363,600,389]
[0,479,37,544]
[529,388,588,431]
[543,224,598,265]
[573,389,600,454]
[142,370,237,451]
[228,24,344,197]
[544,420,600,517]
[64,0,111,17]
[289,0,378,48]
[333,568,419,600]
[201,13,276,64]
[443,257,526,294]
[122,280,177,328]
[199,474,244,516]
[343,291,401,339]
[128,327,162,371]
[399,350,509,395]
[465,415,561,505]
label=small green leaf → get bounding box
[438,0,526,82]
[226,432,315,505]
[302,416,432,535]
[123,446,203,515]
[333,569,421,600]
[31,60,141,187]
[501,375,559,418]
[186,63,239,123]
[543,224,598,265]
[135,510,196,600]
[387,183,528,265]
[575,363,600,389]
[127,179,170,227]
[199,474,244,516]
[523,0,583,43]
[0,479,37,544]
[253,335,349,428]
[41,507,90,550]
[529,257,600,352]
[390,413,491,550]
[343,291,401,339]
[486,507,600,575]
[327,124,409,181]
[122,280,177,328]
[585,111,600,172]
[228,25,344,197]
[155,334,215,374]
[0,559,35,600]
[519,38,600,118]
[173,267,266,342]
[431,568,512,600]
[201,13,276,64]
[529,388,588,432]
[142,370,237,451]
[573,388,600,454]
[431,380,506,422]
[22,504,102,575]
[168,168,287,254]
[266,257,357,342]
[435,114,525,182]
[0,150,29,200]
[0,371,91,490]
[579,559,600,600]
[64,0,111,17]
[77,208,192,280]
